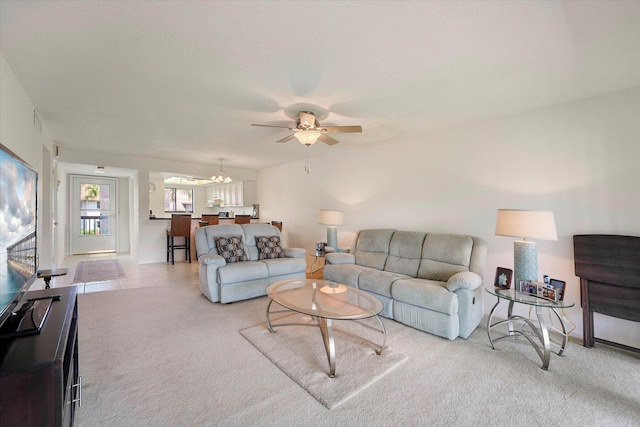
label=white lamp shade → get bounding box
[318,210,344,226]
[495,209,557,241]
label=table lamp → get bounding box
[495,209,557,288]
[318,209,344,251]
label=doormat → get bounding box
[71,260,125,284]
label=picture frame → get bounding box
[549,278,566,301]
[494,267,513,289]
[518,280,537,295]
[541,286,558,302]
[518,280,559,302]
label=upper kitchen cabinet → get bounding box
[206,180,255,207]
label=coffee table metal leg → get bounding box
[317,317,336,378]
[266,299,275,333]
[374,315,386,354]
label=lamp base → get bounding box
[326,227,338,250]
[514,240,538,287]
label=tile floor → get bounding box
[30,253,200,294]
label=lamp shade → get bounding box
[495,209,557,241]
[318,210,344,226]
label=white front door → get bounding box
[71,176,117,254]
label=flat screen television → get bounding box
[0,143,39,337]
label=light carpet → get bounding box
[240,314,407,409]
[76,284,640,426]
[72,259,125,284]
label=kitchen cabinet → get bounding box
[206,180,254,207]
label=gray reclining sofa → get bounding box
[194,223,306,303]
[323,229,487,340]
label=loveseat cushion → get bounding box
[255,235,284,259]
[215,236,248,263]
[354,229,395,270]
[418,234,473,281]
[358,269,410,298]
[241,223,281,261]
[384,231,426,276]
[262,257,307,277]
[217,261,267,284]
[392,278,458,315]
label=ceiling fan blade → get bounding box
[321,125,363,134]
[319,134,339,146]
[298,111,317,128]
[277,134,297,143]
[251,124,295,130]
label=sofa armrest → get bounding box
[325,252,355,265]
[198,253,226,267]
[284,247,306,258]
[446,271,483,292]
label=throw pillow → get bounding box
[214,235,248,263]
[255,235,284,260]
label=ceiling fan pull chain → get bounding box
[305,146,310,174]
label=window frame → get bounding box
[163,187,194,213]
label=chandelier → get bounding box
[211,159,232,184]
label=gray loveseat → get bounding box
[194,223,306,303]
[323,229,487,340]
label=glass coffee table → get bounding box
[266,279,385,378]
[486,287,574,370]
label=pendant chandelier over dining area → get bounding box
[211,159,232,184]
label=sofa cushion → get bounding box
[323,264,366,288]
[354,229,395,270]
[358,269,410,298]
[215,236,248,263]
[217,261,267,284]
[392,278,458,315]
[384,231,427,277]
[418,234,473,281]
[255,235,284,259]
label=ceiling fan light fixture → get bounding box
[295,130,321,146]
[211,159,232,184]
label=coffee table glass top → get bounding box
[485,287,574,309]
[266,279,383,320]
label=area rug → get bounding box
[71,259,125,283]
[240,314,408,409]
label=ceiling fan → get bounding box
[251,111,362,146]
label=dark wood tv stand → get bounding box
[0,286,80,426]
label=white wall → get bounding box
[1,54,56,269]
[257,87,640,348]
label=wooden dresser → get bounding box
[573,234,640,353]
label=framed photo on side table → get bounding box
[494,267,513,289]
[549,278,566,301]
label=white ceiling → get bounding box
[2,1,639,171]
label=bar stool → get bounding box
[167,214,191,265]
[235,215,251,224]
[271,221,283,231]
[201,214,219,226]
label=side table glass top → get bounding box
[266,279,383,320]
[485,287,574,309]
